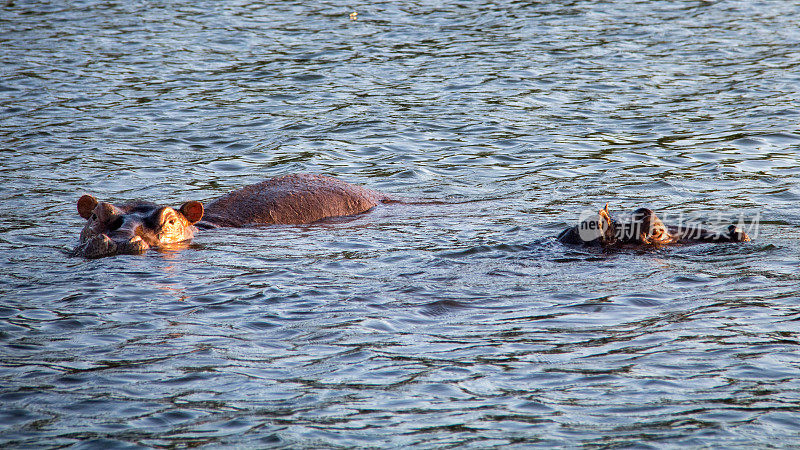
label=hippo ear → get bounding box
[78,195,98,219]
[179,201,204,224]
[599,203,611,222]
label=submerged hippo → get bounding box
[73,173,391,258]
[558,204,750,247]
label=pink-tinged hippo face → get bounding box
[73,195,204,258]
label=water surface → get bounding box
[1,0,799,447]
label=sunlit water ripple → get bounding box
[1,0,799,447]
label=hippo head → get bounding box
[621,208,678,245]
[560,204,752,248]
[618,208,751,245]
[73,195,204,258]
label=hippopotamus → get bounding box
[73,173,391,258]
[558,204,750,247]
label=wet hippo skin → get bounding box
[558,204,750,248]
[73,174,391,258]
[198,173,388,227]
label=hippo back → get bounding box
[200,173,387,227]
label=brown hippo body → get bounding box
[558,205,750,248]
[73,174,390,258]
[199,173,389,228]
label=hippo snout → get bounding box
[74,234,150,259]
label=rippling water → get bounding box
[2,0,799,447]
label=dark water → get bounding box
[2,0,799,447]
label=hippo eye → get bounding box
[168,218,176,226]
